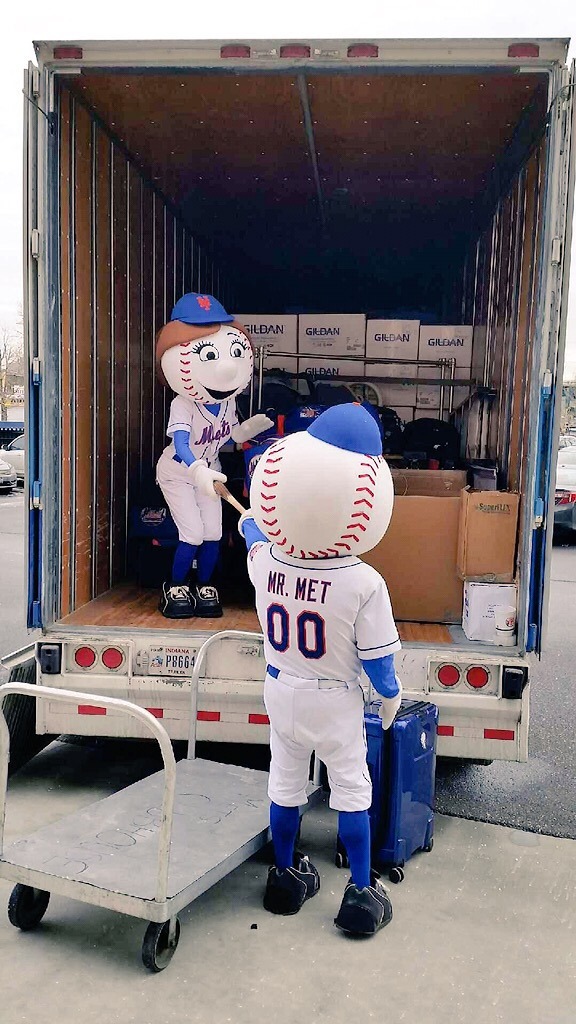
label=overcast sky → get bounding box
[2,1,575,376]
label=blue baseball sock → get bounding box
[197,540,220,585]
[171,542,196,585]
[270,802,300,871]
[339,810,371,890]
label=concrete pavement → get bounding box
[0,742,575,1024]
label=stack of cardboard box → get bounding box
[362,471,520,637]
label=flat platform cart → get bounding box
[0,630,320,971]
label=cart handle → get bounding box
[0,682,177,905]
[188,630,264,758]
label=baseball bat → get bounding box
[213,480,247,516]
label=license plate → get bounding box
[145,647,195,677]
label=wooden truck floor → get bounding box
[58,584,454,644]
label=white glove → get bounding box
[232,414,274,444]
[237,508,254,537]
[187,459,226,501]
[377,677,403,730]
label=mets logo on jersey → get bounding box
[198,418,231,446]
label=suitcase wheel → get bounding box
[388,866,405,884]
[423,837,434,854]
[335,836,349,870]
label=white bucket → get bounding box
[494,604,517,647]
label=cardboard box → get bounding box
[298,314,366,358]
[237,314,297,373]
[391,469,467,497]
[298,357,364,385]
[462,581,517,643]
[365,369,418,408]
[362,477,464,623]
[417,325,473,410]
[365,320,419,406]
[416,366,472,410]
[457,489,520,582]
[418,325,474,367]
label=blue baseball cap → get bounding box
[170,293,235,326]
[307,404,383,456]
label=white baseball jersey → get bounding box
[165,395,238,466]
[247,543,401,683]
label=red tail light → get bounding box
[348,44,379,58]
[220,45,250,58]
[555,490,576,506]
[280,45,311,58]
[508,43,540,58]
[102,647,124,670]
[466,666,490,689]
[74,646,96,668]
[437,664,460,687]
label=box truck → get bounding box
[4,36,575,767]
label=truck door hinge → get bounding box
[31,67,40,98]
[551,237,562,265]
[526,624,538,652]
[533,496,545,529]
[32,357,41,385]
[31,481,42,510]
[541,369,553,398]
[30,229,41,259]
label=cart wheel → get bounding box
[8,885,50,930]
[388,866,405,884]
[142,918,181,972]
[423,837,434,853]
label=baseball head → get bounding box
[250,404,394,558]
[156,293,253,404]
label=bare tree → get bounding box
[0,326,25,420]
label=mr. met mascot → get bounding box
[238,403,402,937]
[156,292,272,619]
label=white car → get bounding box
[0,456,17,493]
[0,434,25,483]
[555,447,576,534]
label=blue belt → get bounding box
[266,664,348,689]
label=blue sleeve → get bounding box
[361,655,399,699]
[241,516,270,551]
[173,429,196,467]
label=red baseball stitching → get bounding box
[347,522,366,532]
[262,518,278,526]
[356,487,375,497]
[351,511,370,520]
[354,499,373,508]
[261,506,276,513]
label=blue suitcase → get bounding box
[336,699,438,883]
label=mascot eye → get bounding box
[230,341,247,358]
[193,342,220,362]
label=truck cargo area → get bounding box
[47,61,554,649]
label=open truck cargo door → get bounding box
[23,61,43,629]
[526,61,576,655]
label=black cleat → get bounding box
[194,584,223,618]
[263,854,320,916]
[334,871,393,936]
[158,582,196,619]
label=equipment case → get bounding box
[336,699,438,882]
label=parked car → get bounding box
[0,434,25,483]
[0,456,17,493]
[555,447,576,533]
[559,435,576,450]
